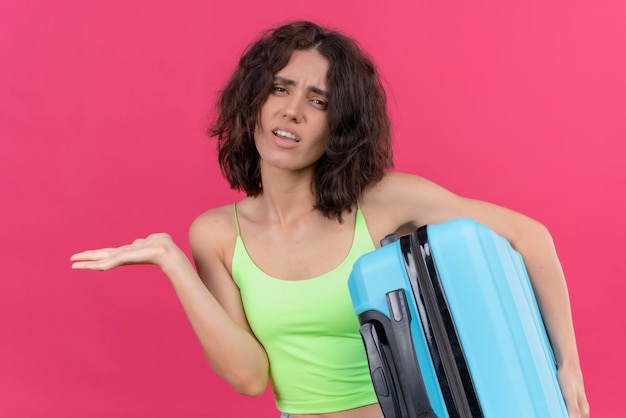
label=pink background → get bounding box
[1,0,624,417]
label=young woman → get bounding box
[71,21,589,418]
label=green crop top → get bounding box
[231,204,379,414]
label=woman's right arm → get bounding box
[70,210,269,396]
[186,210,270,396]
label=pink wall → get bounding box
[1,1,623,416]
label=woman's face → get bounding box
[255,49,330,174]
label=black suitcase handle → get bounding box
[361,322,402,416]
[360,289,438,418]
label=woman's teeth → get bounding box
[273,130,299,142]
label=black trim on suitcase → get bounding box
[359,290,437,418]
[401,226,482,418]
[360,321,401,416]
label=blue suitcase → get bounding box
[348,218,567,418]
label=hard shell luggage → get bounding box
[348,218,567,418]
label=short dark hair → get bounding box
[209,21,393,220]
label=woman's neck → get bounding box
[255,165,318,225]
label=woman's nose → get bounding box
[282,96,304,123]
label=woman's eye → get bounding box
[311,99,328,109]
[273,86,287,94]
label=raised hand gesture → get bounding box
[70,233,186,274]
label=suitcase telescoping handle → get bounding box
[360,289,438,418]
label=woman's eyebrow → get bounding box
[274,76,329,98]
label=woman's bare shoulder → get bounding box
[360,171,460,238]
[361,171,435,212]
[365,171,431,196]
[191,203,235,228]
[189,203,239,255]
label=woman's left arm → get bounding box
[367,172,589,418]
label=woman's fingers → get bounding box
[70,248,115,261]
[70,248,121,270]
[70,234,176,271]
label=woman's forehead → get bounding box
[275,49,330,89]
